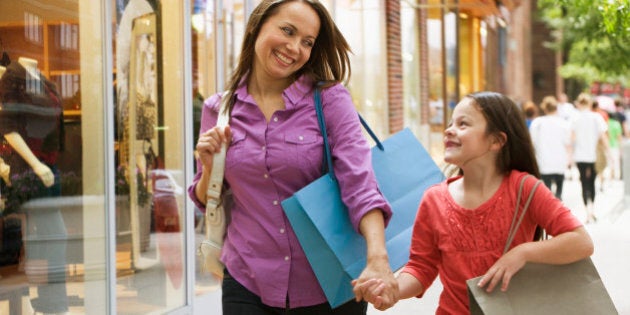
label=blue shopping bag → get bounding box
[282,88,444,308]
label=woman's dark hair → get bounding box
[223,0,352,113]
[467,91,540,178]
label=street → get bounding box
[369,176,630,314]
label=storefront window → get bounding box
[401,1,424,139]
[333,0,388,139]
[113,0,187,313]
[0,1,109,314]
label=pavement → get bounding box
[369,173,630,315]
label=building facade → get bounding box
[0,0,527,314]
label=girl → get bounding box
[353,92,594,313]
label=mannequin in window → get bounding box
[0,57,69,315]
[0,65,10,185]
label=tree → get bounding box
[537,0,630,86]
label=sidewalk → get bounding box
[369,176,630,314]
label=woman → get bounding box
[530,95,571,200]
[572,93,608,223]
[187,0,397,313]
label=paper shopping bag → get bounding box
[283,128,444,308]
[467,257,618,315]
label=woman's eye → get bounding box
[302,39,314,48]
[281,26,293,35]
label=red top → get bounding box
[402,170,582,314]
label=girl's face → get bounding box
[444,98,500,168]
[253,1,320,81]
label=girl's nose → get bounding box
[444,125,454,136]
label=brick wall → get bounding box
[530,0,557,103]
[386,0,403,134]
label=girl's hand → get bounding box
[196,125,232,170]
[477,246,527,292]
[352,278,389,309]
[352,255,399,310]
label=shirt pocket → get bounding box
[283,132,323,171]
[225,130,247,169]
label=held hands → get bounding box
[351,255,399,311]
[476,245,527,293]
[196,126,232,170]
[353,278,395,310]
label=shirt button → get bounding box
[264,174,269,179]
[273,200,278,205]
[284,256,289,261]
[273,117,278,122]
[262,145,266,151]
[280,228,285,234]
[298,135,304,141]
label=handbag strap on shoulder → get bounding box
[312,84,385,178]
[205,91,231,210]
[503,174,542,254]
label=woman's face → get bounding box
[253,1,320,81]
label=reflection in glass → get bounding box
[0,56,69,314]
[114,0,187,313]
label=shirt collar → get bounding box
[233,74,315,110]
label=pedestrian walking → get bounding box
[571,93,608,223]
[353,91,593,313]
[605,113,623,182]
[188,0,397,313]
[530,95,571,199]
[522,100,538,129]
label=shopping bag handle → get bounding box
[313,86,384,180]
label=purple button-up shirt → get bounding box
[188,75,392,308]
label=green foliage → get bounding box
[537,0,630,84]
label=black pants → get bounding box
[541,173,565,200]
[222,269,367,315]
[576,162,596,205]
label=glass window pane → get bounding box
[114,0,187,313]
[334,0,388,139]
[0,1,108,314]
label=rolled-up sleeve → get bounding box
[187,93,221,211]
[321,84,392,231]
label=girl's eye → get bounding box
[302,39,314,48]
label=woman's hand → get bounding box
[196,125,232,170]
[352,255,399,310]
[352,278,390,309]
[476,245,528,292]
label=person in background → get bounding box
[592,100,610,193]
[557,93,577,121]
[187,0,397,313]
[572,93,608,223]
[353,91,593,313]
[522,100,538,129]
[530,96,571,200]
[557,93,579,180]
[604,113,623,184]
[613,98,628,138]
